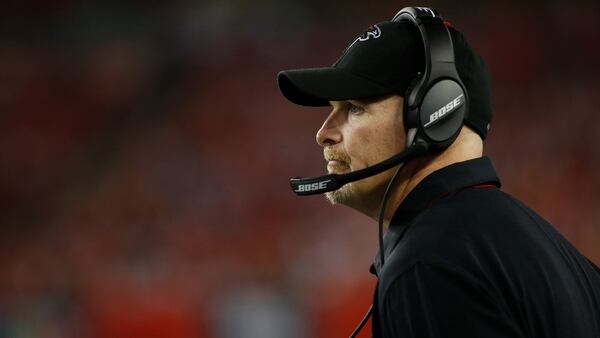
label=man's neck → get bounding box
[379,130,484,227]
[378,155,433,228]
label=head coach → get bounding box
[276,6,600,338]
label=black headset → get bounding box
[396,7,468,152]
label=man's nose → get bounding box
[316,112,343,147]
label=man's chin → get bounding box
[324,184,354,205]
[324,191,339,205]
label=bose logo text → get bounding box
[295,180,331,193]
[423,94,464,128]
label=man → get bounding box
[277,7,600,338]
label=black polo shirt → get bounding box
[371,157,600,338]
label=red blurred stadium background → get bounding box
[1,1,599,337]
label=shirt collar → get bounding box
[370,156,501,277]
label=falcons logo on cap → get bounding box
[346,25,381,50]
[357,25,381,41]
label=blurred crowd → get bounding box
[1,1,599,337]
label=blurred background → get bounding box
[1,0,599,337]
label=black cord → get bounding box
[377,162,407,267]
[349,305,373,338]
[349,162,407,338]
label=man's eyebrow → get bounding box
[352,94,395,106]
[349,98,370,105]
[328,99,370,107]
[329,95,392,107]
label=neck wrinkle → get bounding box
[381,157,424,228]
[372,127,484,227]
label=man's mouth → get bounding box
[324,147,351,173]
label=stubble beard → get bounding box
[324,182,354,205]
[323,147,354,205]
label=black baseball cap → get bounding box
[277,21,492,139]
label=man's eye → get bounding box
[348,104,364,114]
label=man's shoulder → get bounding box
[378,186,547,293]
[416,184,545,241]
[377,186,600,337]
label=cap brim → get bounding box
[277,67,394,107]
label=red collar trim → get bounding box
[427,183,497,208]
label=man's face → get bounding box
[318,95,406,210]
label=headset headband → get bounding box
[392,7,461,107]
[393,6,468,149]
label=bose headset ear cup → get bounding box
[418,79,467,150]
[394,7,468,152]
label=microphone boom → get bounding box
[290,141,429,196]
